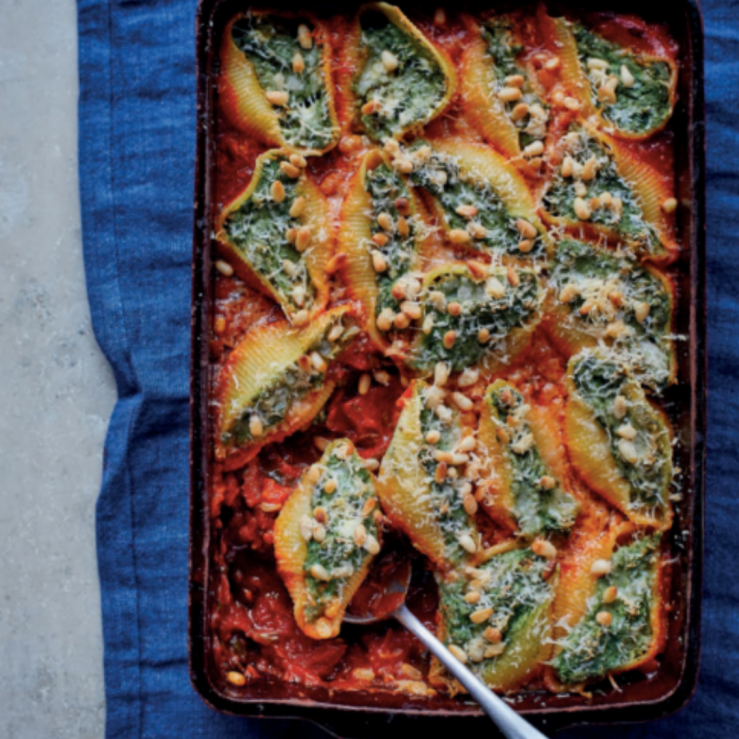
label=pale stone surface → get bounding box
[0,0,114,736]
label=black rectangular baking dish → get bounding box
[189,0,706,734]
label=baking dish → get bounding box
[189,0,706,733]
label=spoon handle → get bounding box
[394,603,549,739]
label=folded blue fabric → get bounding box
[78,1,738,736]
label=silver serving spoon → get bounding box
[344,556,549,739]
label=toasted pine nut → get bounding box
[266,90,289,106]
[613,395,628,420]
[539,475,556,490]
[478,328,490,343]
[447,301,463,317]
[362,99,382,115]
[523,141,544,158]
[359,373,372,396]
[401,301,422,320]
[470,607,493,624]
[591,559,612,576]
[518,239,534,253]
[295,226,312,251]
[574,197,592,221]
[297,24,313,50]
[635,301,651,323]
[443,330,456,349]
[449,228,471,244]
[371,250,388,273]
[498,86,523,102]
[293,309,309,327]
[455,204,478,219]
[505,74,525,88]
[596,611,612,627]
[463,493,478,516]
[511,102,530,121]
[381,49,399,72]
[310,563,331,582]
[397,216,410,237]
[452,392,473,411]
[249,415,263,438]
[561,156,574,178]
[280,161,301,178]
[545,56,561,71]
[376,308,394,332]
[448,645,468,663]
[425,429,441,444]
[271,180,286,203]
[434,361,450,387]
[603,586,618,604]
[464,590,481,604]
[506,266,520,286]
[290,153,307,168]
[292,51,305,73]
[393,312,410,330]
[227,671,247,686]
[467,222,487,239]
[458,533,477,553]
[483,627,502,643]
[532,539,557,559]
[377,212,394,232]
[661,197,678,214]
[215,259,234,276]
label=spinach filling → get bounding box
[552,239,672,388]
[223,157,315,312]
[570,353,672,510]
[364,163,420,318]
[304,447,379,621]
[223,320,353,446]
[438,547,551,669]
[544,126,662,255]
[552,534,661,684]
[419,396,477,567]
[486,384,579,537]
[408,141,545,258]
[354,15,447,140]
[573,23,672,136]
[232,15,334,150]
[481,18,548,149]
[413,269,541,373]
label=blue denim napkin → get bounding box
[78,0,738,736]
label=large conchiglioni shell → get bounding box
[337,149,430,350]
[457,23,522,162]
[563,360,673,530]
[219,12,339,155]
[274,439,381,640]
[377,380,480,572]
[430,541,554,693]
[542,15,595,116]
[545,517,667,692]
[215,305,353,470]
[346,3,457,141]
[402,262,542,375]
[422,139,552,261]
[476,382,518,534]
[542,240,676,387]
[219,16,284,147]
[541,124,678,262]
[217,148,333,323]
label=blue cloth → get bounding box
[78,1,738,736]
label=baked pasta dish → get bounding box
[207,2,682,705]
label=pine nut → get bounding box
[295,226,312,251]
[280,161,301,178]
[376,308,394,332]
[452,392,473,411]
[498,86,523,102]
[227,671,247,686]
[505,74,525,88]
[596,611,612,627]
[448,645,468,663]
[478,328,490,343]
[297,24,313,50]
[455,204,478,219]
[397,216,410,237]
[249,415,263,438]
[532,539,557,559]
[591,559,612,576]
[443,330,456,349]
[266,90,289,106]
[215,259,234,276]
[393,312,410,330]
[511,102,529,121]
[394,197,411,215]
[470,607,493,624]
[290,153,307,168]
[603,586,618,604]
[292,51,305,73]
[362,99,382,115]
[381,49,399,72]
[662,197,678,214]
[271,180,286,202]
[449,228,471,244]
[426,429,441,444]
[359,373,372,395]
[377,212,394,231]
[574,197,592,220]
[371,250,388,273]
[635,301,651,323]
[310,563,331,581]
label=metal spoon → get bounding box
[345,556,549,739]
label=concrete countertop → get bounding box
[0,0,115,736]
